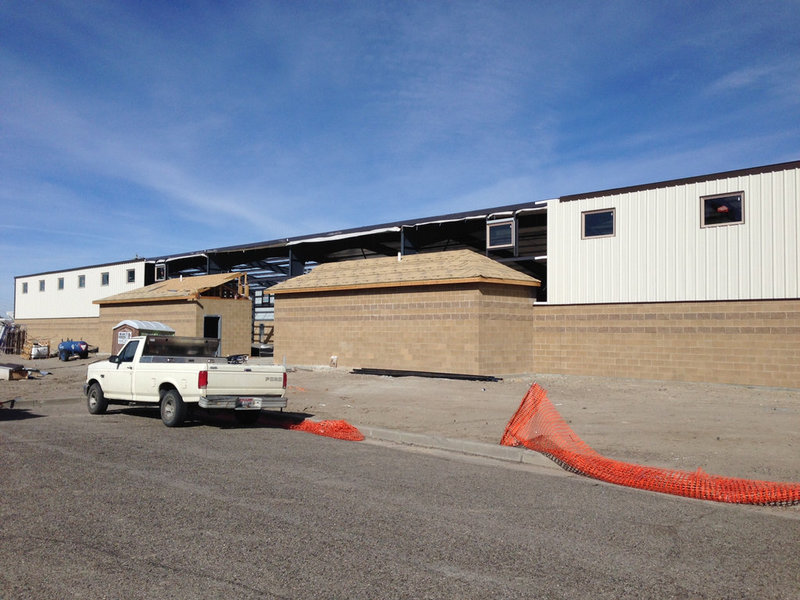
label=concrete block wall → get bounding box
[16,299,254,355]
[531,299,800,387]
[275,284,528,375]
[97,302,199,353]
[196,297,253,356]
[477,285,534,374]
[14,316,107,353]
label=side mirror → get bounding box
[109,355,120,364]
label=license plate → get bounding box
[237,398,262,409]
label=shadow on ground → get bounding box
[116,406,314,429]
[0,408,46,421]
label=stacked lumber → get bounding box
[22,338,50,359]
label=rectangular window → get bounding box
[127,269,136,283]
[78,274,86,288]
[101,272,110,286]
[39,279,45,292]
[155,264,166,281]
[486,218,516,249]
[582,208,616,239]
[58,277,64,290]
[22,282,28,294]
[701,192,744,227]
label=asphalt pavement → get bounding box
[2,399,799,599]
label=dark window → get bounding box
[101,272,110,286]
[118,340,139,362]
[78,274,86,288]
[127,269,136,283]
[39,280,45,292]
[155,264,166,281]
[58,277,64,290]
[486,218,515,249]
[22,282,28,294]
[582,209,615,239]
[701,192,744,227]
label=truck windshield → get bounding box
[142,336,220,358]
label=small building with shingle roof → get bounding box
[93,273,252,356]
[270,249,540,375]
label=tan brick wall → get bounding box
[532,300,800,387]
[14,317,107,353]
[196,298,252,356]
[17,299,254,355]
[477,285,534,374]
[274,283,534,375]
[98,302,199,351]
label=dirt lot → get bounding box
[3,354,799,485]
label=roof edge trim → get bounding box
[559,159,800,202]
[273,276,541,295]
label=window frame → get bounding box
[58,277,64,290]
[39,279,45,292]
[486,218,516,250]
[22,282,28,294]
[78,274,86,288]
[127,269,136,284]
[101,272,110,286]
[700,191,745,228]
[581,208,616,239]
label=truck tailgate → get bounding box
[205,364,286,397]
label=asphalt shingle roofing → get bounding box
[270,249,540,294]
[95,272,242,304]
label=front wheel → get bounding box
[87,383,108,415]
[160,389,187,427]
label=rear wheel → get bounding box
[87,383,108,415]
[234,410,261,426]
[160,390,187,427]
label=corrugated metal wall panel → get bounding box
[14,262,145,319]
[548,166,800,304]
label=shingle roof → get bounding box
[95,273,243,305]
[270,249,540,294]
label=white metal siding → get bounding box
[547,167,800,303]
[14,262,146,319]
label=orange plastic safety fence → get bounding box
[501,384,800,506]
[285,418,365,441]
[261,414,365,441]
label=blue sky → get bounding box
[2,1,799,317]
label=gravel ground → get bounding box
[3,353,799,485]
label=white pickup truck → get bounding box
[84,335,287,427]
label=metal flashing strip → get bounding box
[286,226,401,245]
[559,159,800,203]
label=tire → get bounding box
[160,389,187,427]
[80,352,89,359]
[59,350,68,361]
[234,410,261,426]
[87,383,108,415]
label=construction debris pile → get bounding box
[0,320,26,355]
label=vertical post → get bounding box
[288,250,305,278]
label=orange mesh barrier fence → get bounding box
[501,384,800,506]
[285,418,365,441]
[262,414,365,441]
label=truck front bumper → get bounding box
[199,396,287,410]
